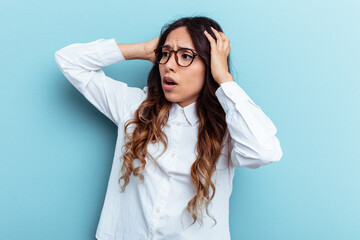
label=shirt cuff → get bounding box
[96,38,126,66]
[215,81,260,113]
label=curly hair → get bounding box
[118,15,232,227]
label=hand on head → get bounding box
[204,27,233,85]
[144,36,160,63]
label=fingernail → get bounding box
[204,30,207,34]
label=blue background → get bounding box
[1,0,359,239]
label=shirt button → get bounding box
[156,208,160,213]
[171,153,175,157]
[181,109,184,113]
[176,123,181,126]
[167,176,171,182]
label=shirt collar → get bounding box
[168,101,199,126]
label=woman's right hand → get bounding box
[143,36,160,63]
[117,36,159,62]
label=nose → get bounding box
[164,51,178,71]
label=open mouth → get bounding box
[165,80,177,85]
[163,77,177,90]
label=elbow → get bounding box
[259,136,283,164]
[54,50,71,73]
[230,144,283,169]
[230,137,283,169]
[54,50,63,65]
[246,149,283,169]
[258,145,283,166]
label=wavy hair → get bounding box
[119,15,232,226]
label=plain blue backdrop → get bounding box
[1,0,359,239]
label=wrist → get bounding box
[117,42,148,61]
[143,42,155,62]
[217,73,234,85]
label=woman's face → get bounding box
[159,26,206,108]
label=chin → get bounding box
[164,96,178,103]
[163,92,179,103]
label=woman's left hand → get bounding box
[204,27,234,85]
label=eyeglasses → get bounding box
[153,46,198,67]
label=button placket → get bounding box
[151,150,177,218]
[165,124,180,173]
[165,151,177,175]
[148,176,171,234]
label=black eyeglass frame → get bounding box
[153,46,198,67]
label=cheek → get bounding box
[190,67,206,89]
[193,75,205,89]
[159,66,164,77]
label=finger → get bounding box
[220,33,228,44]
[219,32,229,42]
[211,27,223,47]
[219,32,230,52]
[226,45,231,56]
[218,31,227,37]
[223,41,229,52]
[204,30,216,46]
[223,40,230,52]
[204,30,215,45]
[219,32,230,47]
[210,26,222,47]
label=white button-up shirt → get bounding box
[55,38,283,240]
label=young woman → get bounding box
[55,16,283,240]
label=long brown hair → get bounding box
[119,15,232,226]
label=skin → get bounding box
[117,26,234,108]
[158,26,207,108]
[203,26,234,85]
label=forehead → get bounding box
[164,26,194,49]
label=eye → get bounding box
[162,51,169,57]
[181,54,193,60]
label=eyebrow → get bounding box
[163,44,195,51]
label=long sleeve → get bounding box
[54,38,147,126]
[215,81,283,169]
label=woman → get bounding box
[55,16,283,240]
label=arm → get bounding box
[204,27,282,168]
[215,81,283,169]
[54,38,151,126]
[117,35,159,63]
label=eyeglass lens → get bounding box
[156,46,195,66]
